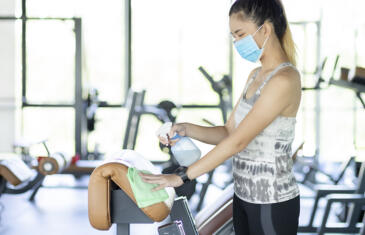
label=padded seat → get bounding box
[0,155,33,186]
[88,150,175,230]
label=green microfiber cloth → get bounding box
[127,167,169,208]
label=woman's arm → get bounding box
[141,72,299,190]
[180,123,228,145]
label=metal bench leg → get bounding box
[360,214,365,235]
[29,177,45,202]
[196,169,215,212]
[117,224,130,235]
[317,199,333,235]
[308,193,321,227]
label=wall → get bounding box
[0,0,17,152]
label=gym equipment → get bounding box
[198,66,232,123]
[301,55,339,91]
[12,138,50,166]
[37,152,72,175]
[88,152,236,235]
[295,55,358,187]
[167,196,199,235]
[194,184,234,235]
[297,156,356,186]
[298,161,365,234]
[123,90,146,150]
[123,89,178,151]
[330,65,365,109]
[0,154,45,200]
[0,140,52,200]
[0,155,33,189]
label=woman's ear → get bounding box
[262,21,272,38]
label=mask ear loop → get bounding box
[253,24,264,36]
[253,24,269,49]
[261,35,269,49]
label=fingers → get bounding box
[139,172,164,184]
[169,124,181,140]
[158,136,169,146]
[169,138,179,146]
[138,173,170,191]
[139,173,184,192]
[152,184,166,192]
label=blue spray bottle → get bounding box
[170,134,201,166]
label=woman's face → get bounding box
[229,13,265,45]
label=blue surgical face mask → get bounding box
[234,25,269,63]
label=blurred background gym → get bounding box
[1,0,365,234]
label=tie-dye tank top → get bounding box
[233,62,300,204]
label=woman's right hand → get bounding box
[158,123,188,146]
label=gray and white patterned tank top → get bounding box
[233,62,300,204]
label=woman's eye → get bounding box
[239,34,245,37]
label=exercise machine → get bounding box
[198,66,232,124]
[295,55,358,187]
[88,151,235,235]
[0,153,43,200]
[298,160,365,234]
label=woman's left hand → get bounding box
[139,172,183,192]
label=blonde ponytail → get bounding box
[280,7,297,66]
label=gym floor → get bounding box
[0,171,354,235]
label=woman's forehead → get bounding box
[230,14,254,31]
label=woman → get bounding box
[140,0,301,234]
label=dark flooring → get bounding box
[0,171,360,235]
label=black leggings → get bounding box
[233,194,300,235]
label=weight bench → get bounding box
[88,150,236,235]
[0,154,35,195]
[88,151,176,235]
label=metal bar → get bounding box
[26,17,77,21]
[0,177,6,195]
[23,103,74,108]
[228,32,233,84]
[315,20,322,161]
[317,200,332,235]
[117,224,130,235]
[21,103,222,109]
[74,18,86,159]
[356,92,365,109]
[131,91,145,149]
[97,103,123,108]
[28,178,44,202]
[356,162,365,194]
[181,104,220,109]
[22,103,124,108]
[0,16,18,20]
[308,194,321,227]
[123,91,137,149]
[347,203,362,228]
[4,173,45,194]
[0,17,76,21]
[360,215,365,235]
[220,96,227,123]
[124,0,132,101]
[196,169,215,212]
[21,0,27,104]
